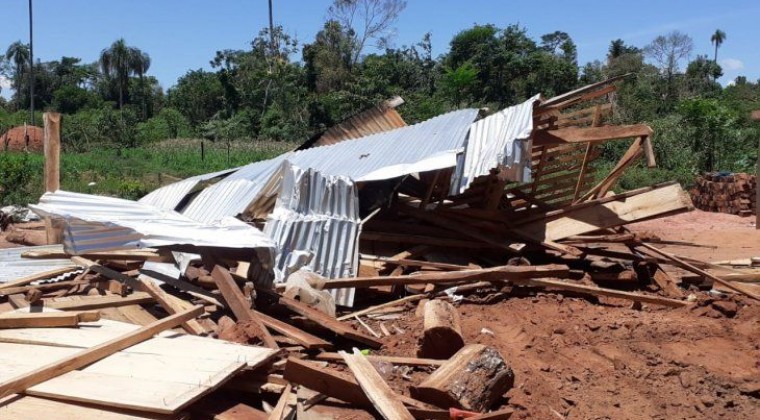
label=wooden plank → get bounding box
[538,74,629,108]
[210,266,278,349]
[340,349,414,420]
[255,310,332,350]
[114,305,159,327]
[637,243,760,301]
[46,293,154,311]
[512,277,688,307]
[315,352,444,367]
[0,395,165,419]
[320,264,569,289]
[0,267,80,291]
[136,277,206,335]
[532,124,653,146]
[0,305,203,400]
[261,290,384,349]
[337,294,427,321]
[268,383,293,420]
[518,184,692,242]
[0,311,99,328]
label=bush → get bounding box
[0,153,39,206]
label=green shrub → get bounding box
[0,153,40,206]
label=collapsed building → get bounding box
[1,76,758,418]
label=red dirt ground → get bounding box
[326,210,760,419]
[0,125,43,152]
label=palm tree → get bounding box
[4,41,30,105]
[133,51,151,118]
[710,29,726,63]
[98,39,150,109]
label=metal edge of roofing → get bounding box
[138,167,240,211]
[0,244,79,283]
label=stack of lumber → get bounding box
[690,172,757,216]
[2,76,758,418]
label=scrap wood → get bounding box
[337,294,427,321]
[360,254,474,271]
[139,269,224,307]
[315,352,444,367]
[0,311,100,328]
[0,267,81,291]
[258,289,384,349]
[268,383,293,420]
[340,349,415,420]
[136,276,206,335]
[319,264,569,289]
[21,248,162,261]
[511,277,688,307]
[636,242,760,301]
[532,124,653,146]
[0,305,203,400]
[255,310,332,350]
[419,299,464,359]
[8,292,154,311]
[283,358,432,411]
[211,266,278,349]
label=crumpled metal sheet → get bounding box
[138,167,238,211]
[0,245,80,284]
[450,95,539,195]
[264,162,361,306]
[30,191,276,255]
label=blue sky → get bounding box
[1,0,758,99]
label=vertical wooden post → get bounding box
[752,110,760,230]
[43,112,62,245]
[43,112,61,192]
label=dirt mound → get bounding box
[0,125,43,152]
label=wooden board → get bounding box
[0,395,165,419]
[340,350,414,420]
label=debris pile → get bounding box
[0,76,758,418]
[691,172,757,216]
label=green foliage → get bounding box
[167,69,224,127]
[0,153,38,206]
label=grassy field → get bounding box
[0,139,298,206]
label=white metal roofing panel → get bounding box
[450,95,539,195]
[138,167,238,211]
[30,191,276,255]
[264,163,361,306]
[0,245,80,283]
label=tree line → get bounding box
[1,0,758,177]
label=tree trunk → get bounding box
[411,344,514,412]
[418,299,464,359]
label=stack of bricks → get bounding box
[690,172,757,216]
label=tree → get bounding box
[99,39,150,109]
[167,69,225,127]
[607,39,640,61]
[710,29,726,63]
[328,0,407,66]
[4,41,29,107]
[645,31,694,107]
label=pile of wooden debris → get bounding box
[691,172,756,216]
[1,77,759,419]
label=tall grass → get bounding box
[0,139,297,205]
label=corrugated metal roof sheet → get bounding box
[0,245,81,283]
[264,162,361,306]
[138,167,238,211]
[450,95,539,194]
[315,97,407,147]
[30,191,276,255]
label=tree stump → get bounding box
[411,344,514,412]
[418,299,464,359]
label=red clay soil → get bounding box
[0,125,43,152]
[325,210,760,419]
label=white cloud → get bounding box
[720,58,744,71]
[0,75,11,90]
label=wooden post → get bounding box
[751,110,760,230]
[43,112,61,192]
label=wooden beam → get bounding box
[315,352,444,367]
[255,310,332,350]
[260,290,384,349]
[512,277,688,307]
[340,349,414,420]
[0,305,203,400]
[43,112,61,192]
[136,276,206,335]
[637,242,760,301]
[337,294,427,321]
[211,266,278,349]
[0,311,100,328]
[0,267,80,291]
[532,124,653,146]
[320,264,570,289]
[518,183,692,242]
[538,74,630,108]
[44,292,154,311]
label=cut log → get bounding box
[411,344,515,412]
[419,300,464,359]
